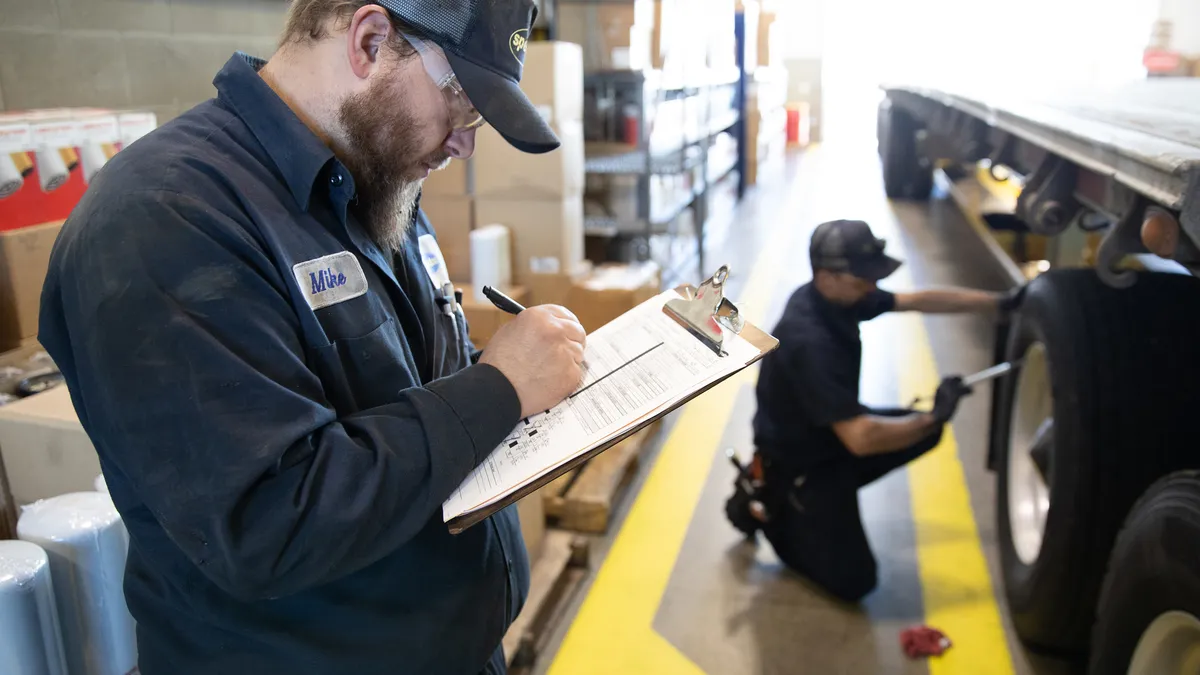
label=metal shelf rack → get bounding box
[582,68,743,278]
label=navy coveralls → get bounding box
[39,54,528,675]
[751,283,942,602]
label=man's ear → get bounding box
[346,5,394,79]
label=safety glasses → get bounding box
[402,33,486,132]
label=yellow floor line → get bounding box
[897,311,1016,675]
[548,211,796,675]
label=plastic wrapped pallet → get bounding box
[17,492,136,675]
[0,540,68,675]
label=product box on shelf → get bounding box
[0,108,157,232]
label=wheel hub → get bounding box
[1008,342,1053,566]
[1128,610,1200,674]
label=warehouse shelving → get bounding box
[581,68,743,283]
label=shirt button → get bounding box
[330,173,344,187]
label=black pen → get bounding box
[482,286,526,315]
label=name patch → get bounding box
[292,251,368,310]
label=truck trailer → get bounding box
[877,79,1200,674]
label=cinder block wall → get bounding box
[0,0,288,123]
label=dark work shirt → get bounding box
[753,282,895,470]
[38,53,528,675]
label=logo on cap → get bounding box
[510,29,529,63]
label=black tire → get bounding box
[992,269,1200,653]
[1089,471,1200,675]
[878,99,933,200]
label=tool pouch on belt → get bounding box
[756,455,797,518]
[724,451,769,535]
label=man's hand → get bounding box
[931,376,973,424]
[479,306,587,419]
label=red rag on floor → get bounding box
[900,625,952,658]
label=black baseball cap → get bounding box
[809,219,903,281]
[378,0,560,154]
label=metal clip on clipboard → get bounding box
[664,265,745,356]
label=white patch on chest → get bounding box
[417,234,452,291]
[292,251,368,310]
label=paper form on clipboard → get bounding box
[442,282,778,534]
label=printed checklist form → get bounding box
[443,289,777,533]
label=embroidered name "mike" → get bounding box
[309,267,347,294]
[292,251,368,311]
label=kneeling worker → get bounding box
[728,219,1011,602]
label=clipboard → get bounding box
[445,265,779,534]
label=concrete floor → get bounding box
[532,144,1081,675]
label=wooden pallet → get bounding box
[504,531,590,671]
[543,421,661,534]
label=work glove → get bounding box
[931,376,973,424]
[997,284,1027,315]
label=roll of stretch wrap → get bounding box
[18,492,137,675]
[0,540,68,675]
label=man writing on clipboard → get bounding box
[38,1,586,673]
[727,219,1017,603]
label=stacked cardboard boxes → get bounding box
[567,262,661,333]
[460,284,530,347]
[473,42,588,305]
[557,0,657,71]
[423,158,475,281]
[0,384,98,505]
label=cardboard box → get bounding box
[517,488,546,561]
[525,261,593,307]
[423,158,472,197]
[558,3,651,71]
[521,42,584,125]
[0,221,63,348]
[475,196,585,286]
[567,262,661,332]
[474,121,584,199]
[758,11,780,68]
[459,284,529,346]
[421,197,473,281]
[0,384,98,505]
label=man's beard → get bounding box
[337,78,448,253]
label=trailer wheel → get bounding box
[992,269,1200,653]
[878,99,933,200]
[1089,471,1200,675]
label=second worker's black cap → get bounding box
[377,0,560,154]
[810,219,903,281]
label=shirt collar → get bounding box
[213,52,339,211]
